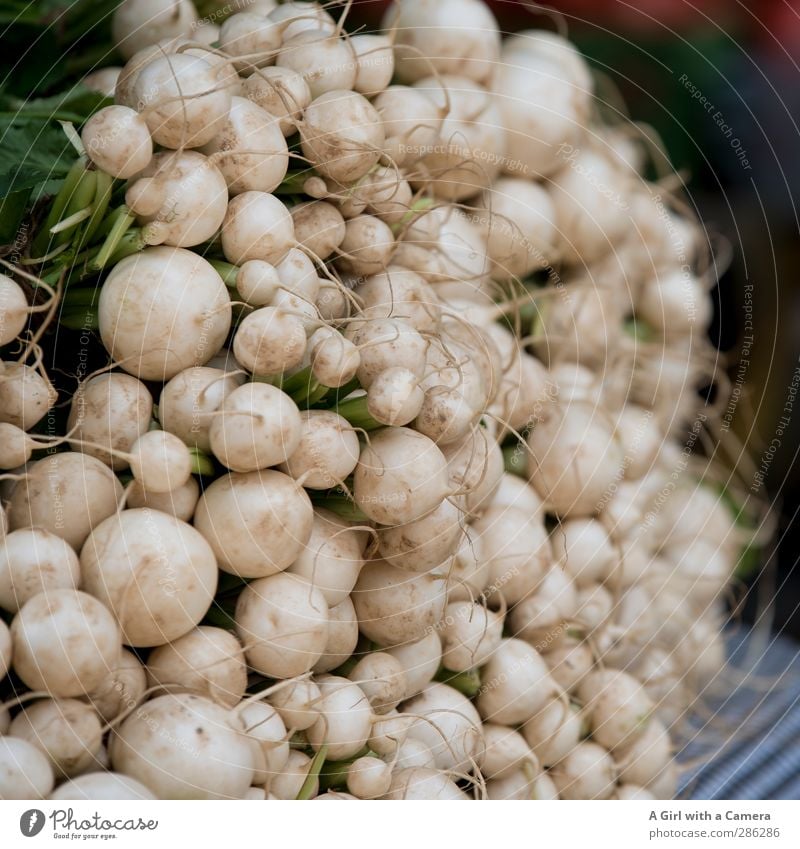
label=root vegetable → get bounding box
[384,630,442,697]
[81,105,153,179]
[159,366,244,454]
[112,0,197,59]
[313,596,358,673]
[127,151,228,248]
[352,559,447,647]
[11,589,121,697]
[527,403,624,517]
[133,53,231,148]
[348,652,408,714]
[385,0,500,85]
[146,626,247,708]
[68,373,153,471]
[239,702,289,780]
[307,675,373,760]
[267,678,321,731]
[377,499,464,573]
[382,767,467,800]
[110,693,255,799]
[50,772,156,800]
[128,430,192,494]
[235,572,329,678]
[221,191,295,266]
[475,638,555,725]
[285,508,364,606]
[551,741,616,800]
[291,201,346,261]
[242,66,311,135]
[194,470,313,578]
[80,509,218,647]
[440,601,503,672]
[351,34,394,95]
[521,696,582,766]
[85,648,147,723]
[400,682,484,772]
[300,90,384,185]
[99,247,231,382]
[280,410,360,491]
[336,214,395,277]
[127,475,200,522]
[209,382,302,472]
[0,737,55,799]
[353,427,449,525]
[201,96,289,194]
[7,452,123,550]
[277,30,356,97]
[347,756,393,799]
[0,362,56,430]
[268,750,317,799]
[0,528,81,612]
[10,699,103,778]
[218,12,281,72]
[482,724,537,779]
[578,669,653,751]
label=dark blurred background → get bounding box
[352,0,800,638]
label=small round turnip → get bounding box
[306,675,375,761]
[11,589,121,697]
[285,508,364,606]
[194,470,313,578]
[353,427,449,525]
[81,105,153,179]
[0,736,55,799]
[209,382,301,472]
[68,372,153,471]
[10,698,103,778]
[49,772,156,800]
[279,410,360,490]
[0,528,80,612]
[110,693,255,799]
[221,191,295,266]
[352,559,447,647]
[80,509,218,647]
[7,452,123,550]
[146,626,247,708]
[313,596,359,673]
[235,572,329,678]
[98,247,231,381]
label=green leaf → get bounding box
[0,120,76,200]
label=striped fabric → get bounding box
[677,629,800,800]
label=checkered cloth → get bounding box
[677,629,800,800]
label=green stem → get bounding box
[90,209,136,270]
[189,448,215,477]
[433,666,481,698]
[106,228,145,266]
[502,442,527,478]
[280,365,314,395]
[274,171,313,195]
[310,494,368,523]
[317,749,378,792]
[92,204,128,241]
[332,394,382,431]
[49,206,92,234]
[55,168,96,244]
[75,170,113,251]
[208,259,240,288]
[296,745,328,800]
[33,159,86,255]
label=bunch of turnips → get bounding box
[0,0,753,801]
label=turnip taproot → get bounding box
[80,509,217,647]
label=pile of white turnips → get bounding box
[0,0,745,801]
